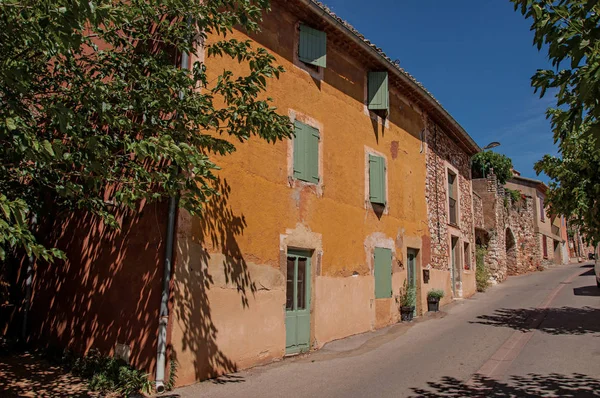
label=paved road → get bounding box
[173,263,600,397]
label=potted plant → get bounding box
[427,289,445,312]
[399,279,416,322]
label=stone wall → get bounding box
[425,122,476,297]
[473,192,484,230]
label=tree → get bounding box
[511,0,600,244]
[471,151,514,184]
[0,0,292,261]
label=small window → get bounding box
[542,235,548,258]
[539,197,545,221]
[298,24,327,68]
[293,121,320,184]
[369,154,386,205]
[367,71,389,111]
[448,171,458,225]
[464,242,471,270]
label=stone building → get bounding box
[424,121,479,300]
[505,175,565,266]
[8,0,481,389]
[473,173,541,282]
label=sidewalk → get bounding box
[0,349,96,397]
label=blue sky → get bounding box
[321,0,557,180]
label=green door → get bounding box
[407,249,418,313]
[285,251,311,354]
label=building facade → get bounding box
[505,175,565,266]
[169,0,479,385]
[6,0,481,388]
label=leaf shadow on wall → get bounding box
[174,177,256,382]
[13,199,169,375]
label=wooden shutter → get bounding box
[293,121,306,180]
[293,120,319,184]
[307,125,320,184]
[374,247,392,299]
[299,24,327,68]
[369,154,386,205]
[368,72,389,110]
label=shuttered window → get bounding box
[374,247,393,299]
[298,24,327,68]
[368,72,389,111]
[369,154,386,205]
[293,121,320,184]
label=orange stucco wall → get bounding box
[170,3,431,386]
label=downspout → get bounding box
[21,213,37,342]
[155,47,189,394]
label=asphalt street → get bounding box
[173,262,600,397]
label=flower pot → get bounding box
[400,306,414,322]
[427,298,440,312]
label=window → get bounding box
[298,24,327,68]
[539,196,545,222]
[464,242,471,270]
[293,120,320,184]
[369,154,386,205]
[367,72,389,111]
[448,171,458,225]
[542,235,548,258]
[374,247,392,299]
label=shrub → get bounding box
[399,279,416,307]
[427,289,445,300]
[53,349,152,397]
[476,246,490,292]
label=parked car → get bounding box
[595,245,600,288]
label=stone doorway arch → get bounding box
[506,228,517,275]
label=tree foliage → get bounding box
[511,0,600,244]
[0,0,292,260]
[471,151,514,184]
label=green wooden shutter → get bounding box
[293,121,306,180]
[299,24,327,68]
[307,125,320,184]
[374,247,392,299]
[293,120,320,183]
[369,154,386,205]
[368,72,389,111]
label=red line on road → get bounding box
[467,267,582,384]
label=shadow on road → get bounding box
[471,307,600,335]
[574,286,600,297]
[411,373,600,397]
[581,268,596,276]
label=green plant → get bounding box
[427,289,445,300]
[399,279,416,308]
[506,188,521,204]
[472,151,514,184]
[53,348,152,397]
[165,358,178,391]
[476,246,490,292]
[511,0,600,244]
[0,0,292,263]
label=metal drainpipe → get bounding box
[21,213,37,342]
[155,48,188,394]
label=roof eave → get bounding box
[298,0,481,155]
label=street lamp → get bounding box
[481,141,501,178]
[483,142,501,151]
